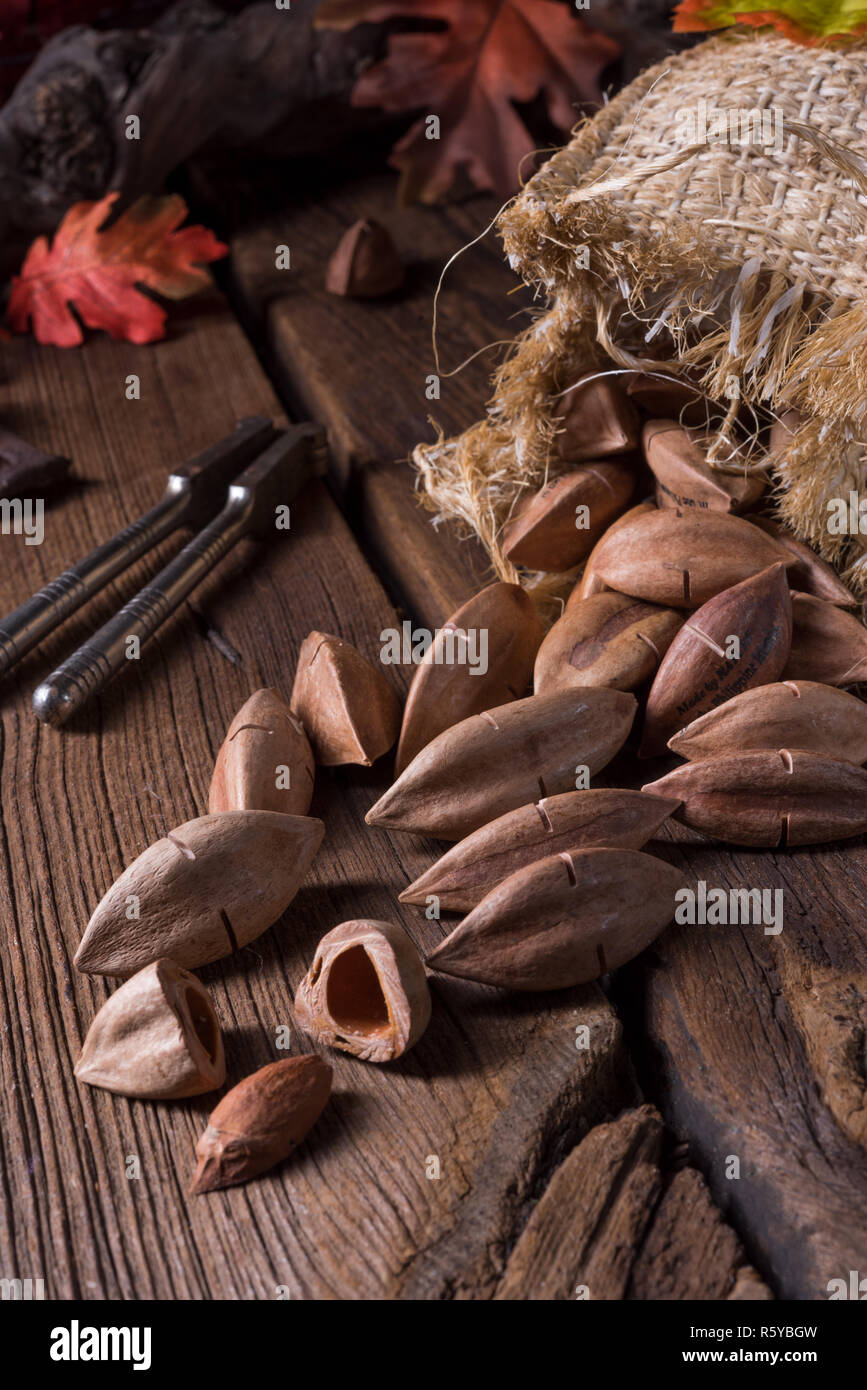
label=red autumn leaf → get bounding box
[6,192,227,348]
[316,0,619,202]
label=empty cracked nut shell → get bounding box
[295,919,431,1062]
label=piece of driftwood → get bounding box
[494,1107,771,1300]
[0,0,386,271]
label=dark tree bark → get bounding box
[0,0,385,270]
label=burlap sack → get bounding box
[414,30,867,600]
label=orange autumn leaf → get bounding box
[672,0,867,42]
[7,192,227,348]
[316,0,619,202]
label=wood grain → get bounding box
[620,833,867,1300]
[495,1105,769,1301]
[227,174,513,627]
[0,288,634,1300]
[225,177,867,1300]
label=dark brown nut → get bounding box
[643,420,765,514]
[784,594,867,685]
[535,591,682,694]
[640,563,792,757]
[325,219,403,298]
[395,582,542,774]
[191,1055,332,1194]
[751,517,856,607]
[626,371,708,426]
[642,748,867,847]
[503,463,635,571]
[426,848,685,990]
[400,788,681,913]
[553,373,639,461]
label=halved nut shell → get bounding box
[504,463,635,572]
[554,374,639,462]
[291,630,401,765]
[209,687,315,816]
[75,959,225,1098]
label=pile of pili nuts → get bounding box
[73,371,867,1192]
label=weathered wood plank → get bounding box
[623,835,867,1300]
[226,173,517,626]
[0,288,632,1299]
[495,1105,769,1301]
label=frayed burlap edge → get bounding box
[413,35,867,603]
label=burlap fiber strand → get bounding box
[413,30,867,606]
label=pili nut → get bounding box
[751,517,856,607]
[366,687,637,840]
[534,591,682,695]
[784,593,867,686]
[190,1055,332,1195]
[589,508,794,609]
[626,371,708,426]
[75,959,225,1099]
[553,373,639,462]
[503,462,635,571]
[75,810,325,977]
[400,788,681,913]
[668,681,867,766]
[642,420,765,514]
[290,630,401,766]
[769,407,804,451]
[209,687,315,816]
[395,582,542,775]
[426,847,685,990]
[294,920,431,1062]
[571,498,656,602]
[640,563,792,758]
[642,748,867,847]
[324,219,404,299]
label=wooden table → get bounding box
[1,174,865,1301]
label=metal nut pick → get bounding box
[32,423,326,727]
[0,416,274,682]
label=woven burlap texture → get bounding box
[414,30,867,600]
